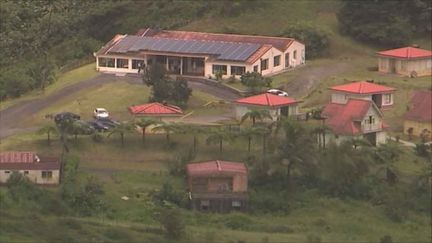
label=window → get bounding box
[230,66,246,75]
[98,57,115,67]
[253,65,259,72]
[260,58,269,71]
[293,50,297,60]
[383,94,392,105]
[273,55,281,67]
[41,171,53,179]
[212,64,227,75]
[116,58,128,68]
[4,171,10,174]
[367,116,375,124]
[132,59,145,69]
[24,171,29,175]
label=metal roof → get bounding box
[107,36,261,62]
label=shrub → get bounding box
[306,234,322,243]
[151,181,187,208]
[224,214,253,230]
[228,75,236,84]
[215,70,223,81]
[158,208,186,239]
[380,235,393,243]
[281,22,329,58]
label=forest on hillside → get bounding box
[0,0,430,99]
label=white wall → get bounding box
[0,169,60,185]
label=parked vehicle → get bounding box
[267,89,289,97]
[96,117,120,128]
[54,112,81,124]
[87,120,110,132]
[94,108,109,119]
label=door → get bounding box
[371,94,382,108]
[285,53,290,68]
[389,59,396,73]
[280,107,289,117]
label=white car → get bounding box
[267,89,289,97]
[94,108,109,119]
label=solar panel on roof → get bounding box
[108,36,261,62]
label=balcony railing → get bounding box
[362,123,382,133]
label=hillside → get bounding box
[0,1,431,243]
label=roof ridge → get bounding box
[162,29,295,41]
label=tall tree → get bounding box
[37,123,58,144]
[274,120,317,186]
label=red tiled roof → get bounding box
[0,152,60,170]
[246,44,273,64]
[330,81,395,94]
[128,102,183,116]
[404,90,432,122]
[0,152,37,163]
[138,28,296,51]
[186,160,247,177]
[376,47,432,59]
[321,99,384,135]
[235,93,299,108]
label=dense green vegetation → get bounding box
[338,0,432,47]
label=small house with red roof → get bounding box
[128,102,183,118]
[95,28,305,78]
[330,81,396,109]
[0,152,60,185]
[321,99,387,146]
[186,160,248,212]
[404,90,432,139]
[234,93,300,121]
[376,46,432,77]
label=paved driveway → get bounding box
[0,73,240,140]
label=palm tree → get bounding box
[275,120,317,186]
[240,126,268,153]
[37,123,58,144]
[108,122,133,147]
[206,128,233,154]
[151,122,180,144]
[240,109,273,126]
[134,118,159,144]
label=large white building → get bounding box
[95,28,305,78]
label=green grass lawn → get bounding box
[0,63,98,111]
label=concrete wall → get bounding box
[331,92,394,107]
[331,93,371,104]
[234,104,298,121]
[361,106,383,133]
[234,105,278,121]
[0,169,60,185]
[404,120,432,137]
[378,57,432,77]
